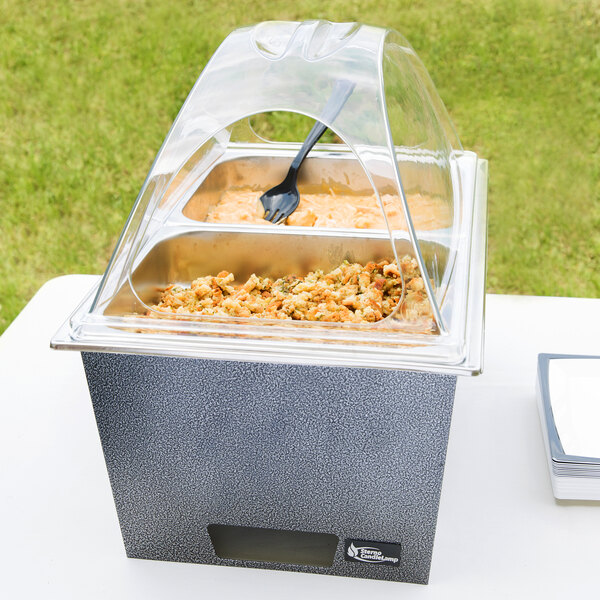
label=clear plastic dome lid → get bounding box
[52,20,488,374]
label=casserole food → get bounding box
[147,256,432,324]
[204,188,451,230]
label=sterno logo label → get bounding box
[345,540,401,566]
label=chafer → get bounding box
[52,20,488,584]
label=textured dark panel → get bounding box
[82,352,456,584]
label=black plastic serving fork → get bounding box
[261,79,356,224]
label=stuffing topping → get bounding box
[147,256,432,324]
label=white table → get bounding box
[1,275,599,599]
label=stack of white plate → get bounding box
[537,354,600,500]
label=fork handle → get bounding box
[287,79,356,181]
[289,120,328,175]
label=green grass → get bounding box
[1,0,598,332]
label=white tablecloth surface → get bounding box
[1,275,599,599]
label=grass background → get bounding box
[1,0,598,332]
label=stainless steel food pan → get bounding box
[179,150,451,228]
[52,147,486,373]
[107,226,444,318]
